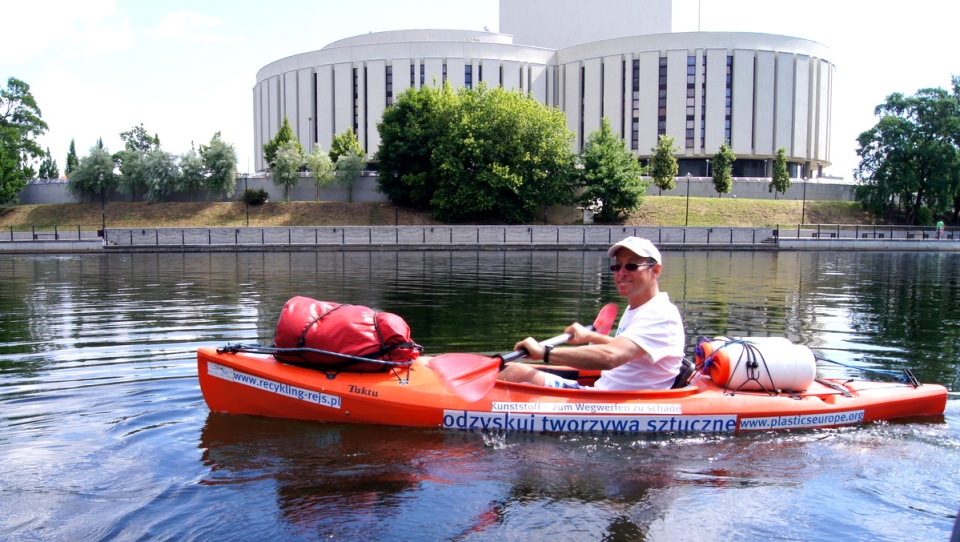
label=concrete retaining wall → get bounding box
[0,239,104,253]
[4,225,958,254]
[16,175,854,206]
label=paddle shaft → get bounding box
[430,303,618,402]
[499,324,598,364]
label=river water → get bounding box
[0,250,957,541]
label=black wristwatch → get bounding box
[543,345,553,364]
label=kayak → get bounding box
[196,344,948,434]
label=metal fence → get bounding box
[97,225,779,248]
[774,224,956,240]
[2,225,104,241]
[5,224,957,250]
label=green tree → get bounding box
[578,117,647,222]
[115,148,147,201]
[769,147,790,198]
[0,77,48,204]
[200,132,238,198]
[114,124,161,201]
[334,150,365,202]
[376,83,577,223]
[0,147,19,204]
[649,135,679,193]
[329,127,365,163]
[376,82,457,208]
[711,142,736,197]
[37,147,59,179]
[272,140,304,201]
[262,116,300,168]
[67,144,118,202]
[65,139,79,176]
[178,147,205,201]
[855,80,960,224]
[305,144,335,201]
[119,123,160,153]
[142,149,179,202]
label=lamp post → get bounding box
[685,172,692,226]
[801,177,807,225]
[244,176,249,227]
[98,173,105,237]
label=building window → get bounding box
[631,59,640,149]
[420,64,425,86]
[701,56,707,149]
[386,65,393,106]
[659,57,668,138]
[465,64,473,89]
[725,55,733,142]
[410,64,415,87]
[353,67,359,133]
[442,63,447,84]
[685,55,695,148]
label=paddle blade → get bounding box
[592,303,619,336]
[430,353,502,403]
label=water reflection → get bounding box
[0,250,958,540]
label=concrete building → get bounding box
[253,0,833,179]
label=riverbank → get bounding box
[4,223,958,255]
[0,198,876,229]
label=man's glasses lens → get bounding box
[610,263,654,272]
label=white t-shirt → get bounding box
[594,292,685,391]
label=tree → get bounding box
[114,124,161,201]
[65,139,79,176]
[0,77,49,204]
[769,147,790,198]
[0,146,21,204]
[649,135,679,193]
[334,150,365,202]
[67,144,118,202]
[37,147,59,179]
[115,148,147,201]
[305,144,335,201]
[272,140,304,201]
[119,123,160,153]
[711,142,736,197]
[329,127,365,163]
[376,83,578,223]
[376,82,457,208]
[578,117,647,222]
[178,147,205,201]
[855,79,960,224]
[142,149,179,202]
[262,116,300,168]
[200,132,238,198]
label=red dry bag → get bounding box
[273,296,421,372]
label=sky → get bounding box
[4,0,959,181]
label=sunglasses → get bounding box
[610,262,656,272]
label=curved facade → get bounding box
[253,27,833,178]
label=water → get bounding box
[0,250,957,541]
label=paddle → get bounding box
[431,303,619,402]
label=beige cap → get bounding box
[607,236,662,263]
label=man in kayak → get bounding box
[499,236,685,390]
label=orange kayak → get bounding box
[197,346,947,433]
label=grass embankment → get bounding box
[0,198,874,229]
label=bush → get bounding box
[240,188,268,206]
